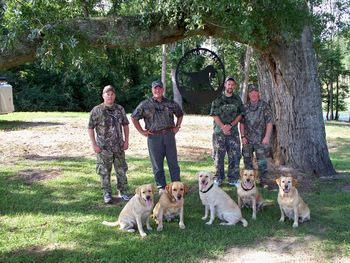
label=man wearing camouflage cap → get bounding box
[131,80,184,192]
[240,83,273,187]
[210,76,244,187]
[88,85,130,204]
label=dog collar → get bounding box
[200,183,214,193]
[241,183,254,191]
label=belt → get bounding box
[151,127,173,135]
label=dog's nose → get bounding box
[247,178,250,182]
[146,195,151,200]
[177,195,182,200]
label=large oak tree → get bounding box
[0,0,336,177]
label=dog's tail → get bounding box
[241,218,248,227]
[261,200,275,209]
[102,220,119,227]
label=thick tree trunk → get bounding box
[257,27,336,177]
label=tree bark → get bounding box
[161,44,167,94]
[257,26,336,177]
[241,46,253,104]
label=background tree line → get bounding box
[0,1,349,116]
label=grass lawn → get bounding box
[0,113,349,262]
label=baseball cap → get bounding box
[151,80,164,89]
[248,84,259,92]
[103,85,116,94]
[225,76,236,82]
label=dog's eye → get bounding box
[173,189,177,191]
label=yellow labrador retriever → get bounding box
[198,171,248,227]
[237,169,264,220]
[102,184,155,237]
[152,181,189,231]
[276,175,310,228]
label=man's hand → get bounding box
[140,129,152,137]
[123,141,129,150]
[262,136,270,145]
[241,137,248,145]
[222,124,231,135]
[172,126,180,134]
[92,144,102,153]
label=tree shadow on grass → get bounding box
[0,120,64,131]
[1,157,350,262]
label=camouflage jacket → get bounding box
[131,97,183,132]
[210,92,244,136]
[88,103,129,153]
[241,100,273,144]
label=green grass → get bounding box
[0,113,350,262]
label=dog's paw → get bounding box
[147,226,153,231]
[157,225,163,231]
[252,215,256,220]
[201,216,207,220]
[127,229,135,233]
[140,232,147,238]
[279,218,284,223]
[292,222,298,228]
[179,223,185,229]
[205,221,213,225]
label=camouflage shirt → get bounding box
[131,97,184,132]
[210,92,244,136]
[88,103,129,153]
[241,100,273,144]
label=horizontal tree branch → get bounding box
[0,15,243,71]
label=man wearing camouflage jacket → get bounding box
[240,83,273,185]
[88,85,130,204]
[210,76,244,187]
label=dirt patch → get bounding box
[204,236,324,263]
[11,168,62,184]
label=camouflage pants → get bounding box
[242,143,269,177]
[212,133,241,181]
[96,149,128,196]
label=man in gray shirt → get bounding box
[131,80,184,192]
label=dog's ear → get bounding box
[292,178,299,188]
[276,177,281,186]
[135,186,141,196]
[240,169,244,179]
[165,183,172,194]
[183,183,189,194]
[152,185,157,194]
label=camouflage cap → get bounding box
[248,84,259,92]
[103,85,116,94]
[225,76,236,82]
[151,80,164,89]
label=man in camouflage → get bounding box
[210,76,244,186]
[240,83,273,185]
[131,80,183,192]
[88,85,130,204]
